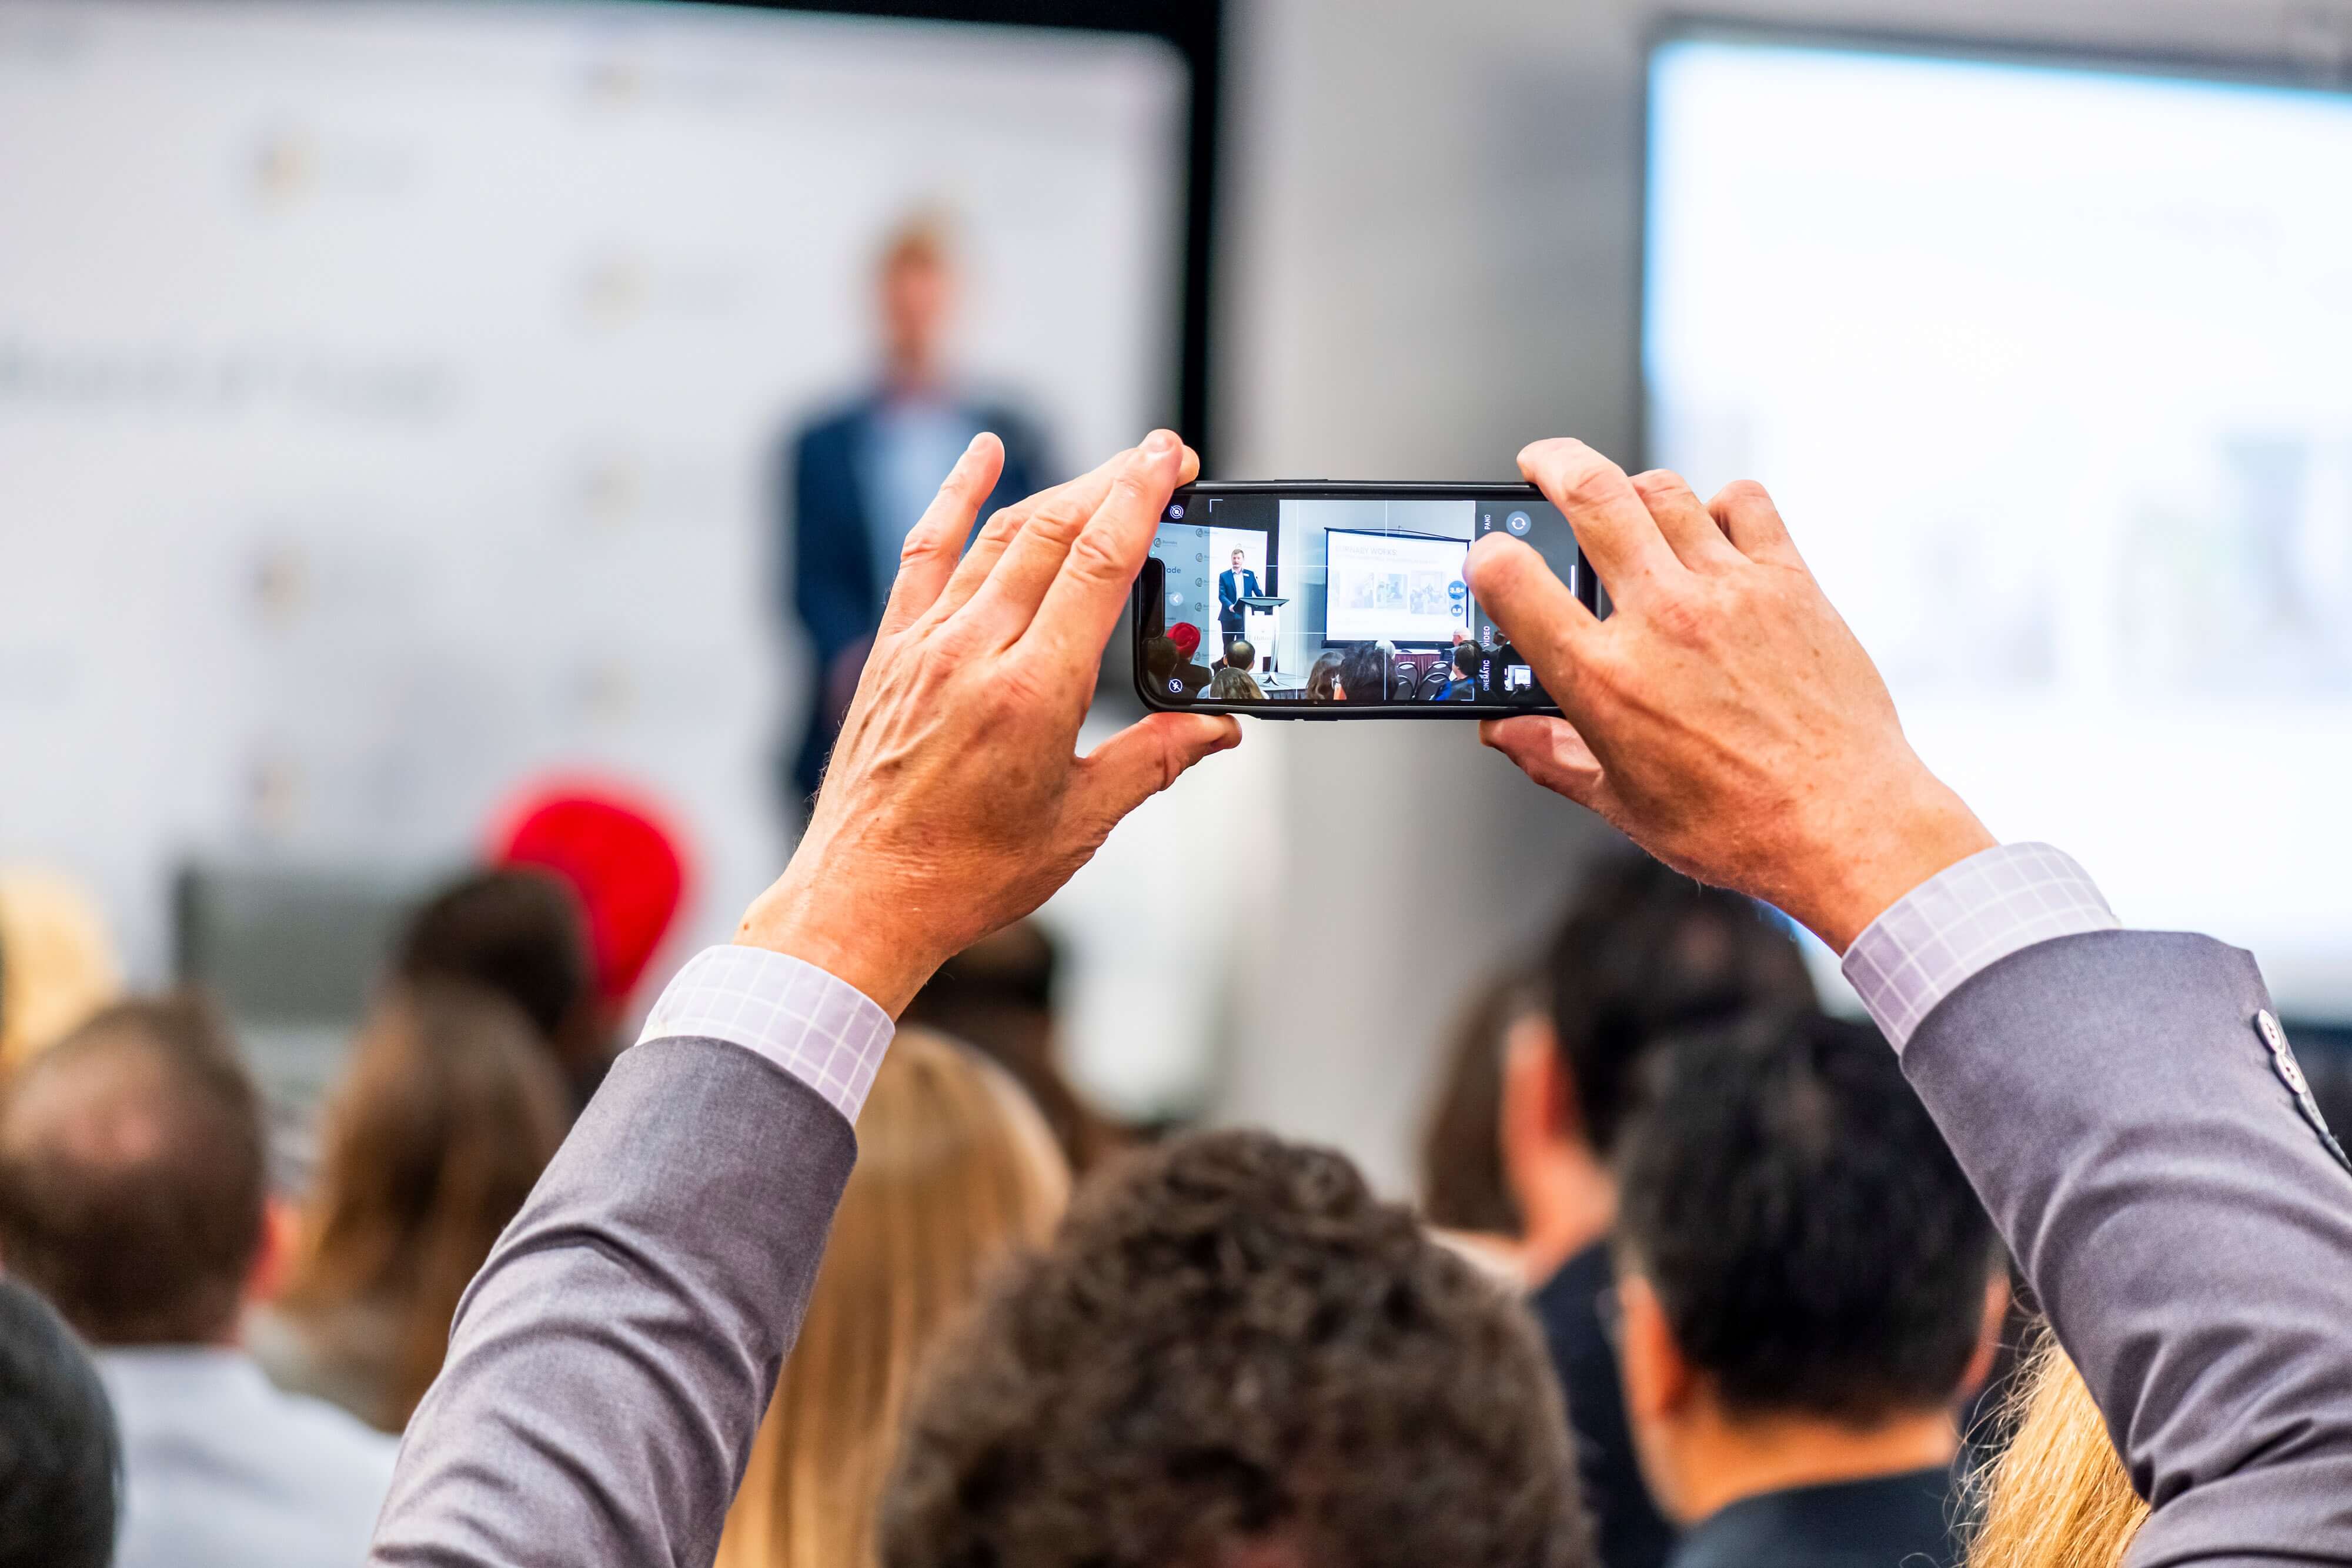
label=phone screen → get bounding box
[1135,484,1588,714]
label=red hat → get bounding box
[491,780,689,1008]
[1166,620,1202,659]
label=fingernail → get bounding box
[1144,429,1178,456]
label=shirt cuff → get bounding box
[1842,842,2118,1052]
[636,946,895,1123]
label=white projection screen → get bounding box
[0,1,1188,978]
[1645,33,2352,1016]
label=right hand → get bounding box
[1465,439,1993,952]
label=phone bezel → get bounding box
[1131,480,1593,719]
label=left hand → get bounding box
[739,430,1240,1014]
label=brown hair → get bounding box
[1969,1333,2147,1568]
[273,983,569,1427]
[715,1028,1069,1568]
[882,1129,1592,1568]
[0,993,263,1345]
[1418,970,1528,1235]
[0,871,121,1074]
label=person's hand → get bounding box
[739,430,1240,1013]
[1466,439,1993,952]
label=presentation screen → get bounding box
[1323,530,1472,645]
[0,0,1187,977]
[1645,33,2352,1015]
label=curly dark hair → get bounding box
[881,1128,1592,1568]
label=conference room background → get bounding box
[4,0,2351,1192]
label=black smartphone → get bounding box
[1132,482,1593,717]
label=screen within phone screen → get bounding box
[1137,487,1584,711]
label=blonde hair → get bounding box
[0,871,121,1074]
[1969,1335,2149,1568]
[714,1028,1070,1568]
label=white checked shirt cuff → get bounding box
[636,946,895,1123]
[1842,843,2117,1052]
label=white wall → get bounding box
[1208,0,2352,1193]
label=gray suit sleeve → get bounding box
[1903,931,2352,1566]
[368,1034,857,1568]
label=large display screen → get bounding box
[1324,530,1474,644]
[1645,33,2352,1015]
[0,0,1187,977]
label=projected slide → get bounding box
[1646,35,2352,1012]
[1324,531,1471,644]
[0,1,1186,978]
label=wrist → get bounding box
[734,875,939,1018]
[1793,771,1996,955]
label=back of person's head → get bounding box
[396,868,593,1058]
[1544,852,1815,1159]
[1208,666,1264,703]
[1339,643,1389,702]
[0,870,121,1075]
[1144,636,1180,683]
[883,1128,1593,1568]
[1224,638,1256,673]
[1613,1012,1996,1433]
[1305,650,1345,702]
[1454,641,1481,678]
[0,992,263,1345]
[1968,1331,2145,1568]
[0,1278,117,1568]
[718,1028,1068,1568]
[1167,620,1204,662]
[273,982,571,1429]
[1420,969,1534,1235]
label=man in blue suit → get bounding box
[1215,549,1264,661]
[784,214,1048,807]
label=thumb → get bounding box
[1070,712,1242,836]
[1480,716,1615,817]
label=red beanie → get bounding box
[1167,620,1201,659]
[492,781,689,1009]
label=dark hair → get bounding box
[1543,852,1815,1158]
[1224,638,1256,673]
[1615,1012,1997,1424]
[1305,650,1346,702]
[1143,636,1180,683]
[1419,971,1529,1234]
[1453,642,1481,677]
[0,992,266,1344]
[1338,641,1394,703]
[396,868,592,1046]
[883,1129,1592,1568]
[0,1279,117,1568]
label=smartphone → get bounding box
[1132,482,1593,717]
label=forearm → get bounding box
[371,954,888,1567]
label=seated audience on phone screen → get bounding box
[1441,641,1482,702]
[1166,622,1215,694]
[1208,665,1265,702]
[1305,649,1347,703]
[1222,637,1257,673]
[1142,634,1185,694]
[715,1028,1067,1568]
[0,1277,118,1568]
[1505,852,1817,1568]
[1338,641,1396,703]
[1968,1332,2146,1568]
[0,995,396,1568]
[395,868,605,1113]
[881,1128,1593,1568]
[1612,1013,2003,1568]
[247,984,570,1433]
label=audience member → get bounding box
[1440,640,1482,701]
[0,869,120,1074]
[1338,640,1396,702]
[0,1276,118,1568]
[1222,636,1257,672]
[901,920,1125,1173]
[1418,968,1532,1237]
[1208,664,1265,701]
[1305,648,1346,702]
[0,995,395,1568]
[1611,1013,2002,1567]
[1967,1331,2145,1568]
[247,984,570,1433]
[715,1028,1068,1568]
[492,781,690,1016]
[882,1128,1592,1568]
[395,867,604,1111]
[1508,852,1816,1568]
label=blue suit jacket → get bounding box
[1217,569,1262,631]
[784,392,1044,802]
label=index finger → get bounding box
[1518,438,1682,600]
[1017,432,1191,683]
